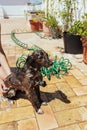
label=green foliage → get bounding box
[43,14,62,39]
[44,15,58,28]
[59,0,76,29]
[82,13,87,20]
[68,20,87,36]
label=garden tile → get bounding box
[70,69,86,80]
[56,82,76,97]
[0,106,34,124]
[40,84,57,93]
[0,99,17,111]
[63,75,83,88]
[17,98,31,107]
[79,79,87,85]
[54,107,87,127]
[72,86,87,96]
[36,105,58,130]
[18,118,38,130]
[79,121,87,130]
[0,121,18,130]
[44,76,65,85]
[50,95,87,112]
[53,124,81,130]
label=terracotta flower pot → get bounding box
[39,21,43,31]
[29,20,39,31]
[43,22,51,37]
[81,36,87,64]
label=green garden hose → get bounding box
[40,56,72,80]
[11,31,42,51]
[11,30,72,79]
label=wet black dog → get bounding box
[3,50,52,114]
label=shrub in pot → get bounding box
[63,20,87,54]
[29,11,44,31]
[43,15,62,38]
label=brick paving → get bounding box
[0,18,87,130]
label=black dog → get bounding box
[3,50,52,114]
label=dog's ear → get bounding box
[26,55,33,64]
[10,77,22,86]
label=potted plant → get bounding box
[63,20,85,54]
[29,18,40,31]
[63,11,87,54]
[58,0,85,54]
[80,14,87,63]
[29,11,44,31]
[43,14,62,38]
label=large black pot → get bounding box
[63,32,83,54]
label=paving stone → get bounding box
[54,107,87,127]
[0,121,18,130]
[40,84,57,93]
[72,86,87,96]
[56,82,76,97]
[36,105,58,130]
[79,121,87,130]
[79,79,87,86]
[70,69,86,80]
[0,106,34,124]
[17,98,31,107]
[50,95,87,112]
[0,99,17,111]
[8,48,16,55]
[44,76,65,85]
[18,118,38,130]
[63,75,83,88]
[7,56,16,67]
[53,124,81,130]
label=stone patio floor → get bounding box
[0,18,87,130]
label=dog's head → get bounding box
[26,50,53,68]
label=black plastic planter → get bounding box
[63,32,83,54]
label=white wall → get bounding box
[1,5,26,18]
[0,0,27,5]
[0,0,43,18]
[0,0,27,18]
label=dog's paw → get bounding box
[39,81,46,87]
[37,109,44,114]
[41,102,47,106]
[8,89,16,98]
[4,89,16,98]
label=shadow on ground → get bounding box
[11,89,70,104]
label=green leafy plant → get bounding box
[43,14,62,38]
[68,20,87,36]
[44,15,58,28]
[59,0,76,30]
